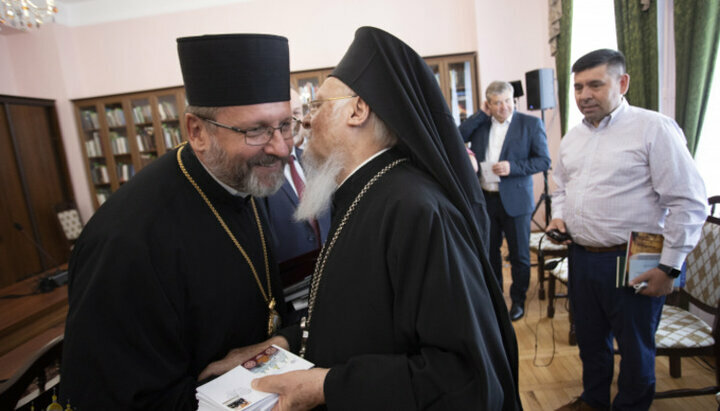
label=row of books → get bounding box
[80,110,100,130]
[109,132,130,155]
[132,104,153,124]
[158,100,178,120]
[85,131,103,157]
[136,126,157,152]
[117,162,135,182]
[90,163,110,185]
[140,153,156,168]
[162,124,182,148]
[106,107,126,127]
[96,189,111,206]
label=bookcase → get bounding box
[74,53,478,210]
[288,53,479,125]
[73,87,186,209]
[424,53,479,125]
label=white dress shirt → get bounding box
[480,112,513,191]
[552,99,707,268]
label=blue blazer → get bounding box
[459,111,551,217]
[264,148,331,263]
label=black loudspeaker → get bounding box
[510,80,524,98]
[525,68,555,110]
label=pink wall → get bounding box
[1,0,556,222]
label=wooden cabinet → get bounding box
[73,87,186,209]
[425,53,479,125]
[289,53,479,126]
[73,54,477,210]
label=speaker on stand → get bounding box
[525,68,555,229]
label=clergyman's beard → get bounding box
[294,148,343,222]
[203,137,286,197]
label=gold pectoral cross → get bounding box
[267,298,280,337]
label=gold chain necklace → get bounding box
[299,157,407,357]
[177,144,279,337]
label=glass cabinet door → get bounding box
[448,60,475,125]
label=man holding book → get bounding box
[548,49,706,410]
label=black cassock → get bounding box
[302,149,519,410]
[61,145,285,410]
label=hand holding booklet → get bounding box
[616,231,684,288]
[196,345,314,411]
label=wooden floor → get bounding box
[508,254,718,410]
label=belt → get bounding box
[482,190,500,197]
[581,243,627,253]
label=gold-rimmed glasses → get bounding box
[307,95,358,117]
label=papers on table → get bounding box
[196,345,313,411]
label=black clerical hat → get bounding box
[177,34,289,107]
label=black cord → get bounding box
[523,279,557,367]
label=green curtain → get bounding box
[674,0,720,155]
[614,0,658,111]
[556,0,573,136]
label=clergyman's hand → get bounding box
[629,267,675,297]
[198,335,289,381]
[252,368,329,411]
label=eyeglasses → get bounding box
[198,116,300,146]
[307,95,358,116]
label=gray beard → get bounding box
[203,136,286,197]
[295,149,343,222]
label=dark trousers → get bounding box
[568,244,665,410]
[484,191,531,306]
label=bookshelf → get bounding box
[424,53,479,125]
[73,87,187,209]
[289,53,479,125]
[74,54,477,210]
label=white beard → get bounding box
[294,149,343,222]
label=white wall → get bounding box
[1,0,556,222]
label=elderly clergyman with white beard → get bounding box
[243,26,521,411]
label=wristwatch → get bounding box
[658,263,681,278]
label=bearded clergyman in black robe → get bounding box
[60,34,298,409]
[251,27,522,410]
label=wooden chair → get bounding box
[0,335,63,410]
[530,231,568,300]
[654,196,720,399]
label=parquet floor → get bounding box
[507,250,718,410]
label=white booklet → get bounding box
[196,345,314,411]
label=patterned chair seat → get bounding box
[656,304,714,349]
[547,257,568,282]
[529,232,568,252]
[57,209,83,241]
[530,232,568,302]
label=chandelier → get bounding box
[0,0,57,30]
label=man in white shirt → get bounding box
[549,49,706,411]
[460,81,551,321]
